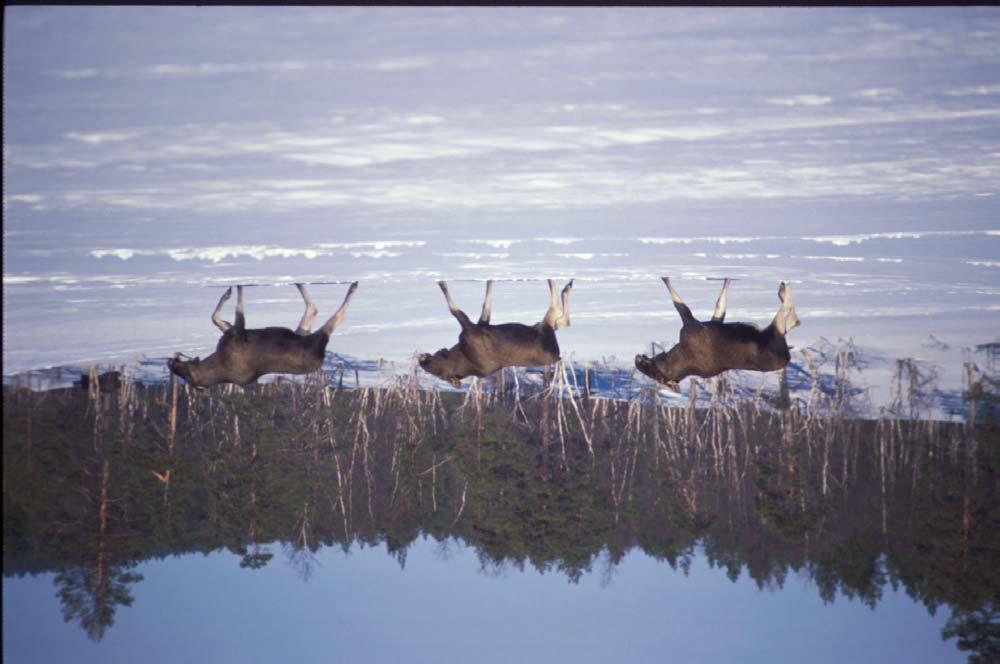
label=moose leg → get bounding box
[319,281,359,336]
[711,278,731,322]
[542,279,560,327]
[555,279,574,330]
[294,283,320,335]
[234,285,246,330]
[477,280,494,325]
[438,281,473,330]
[211,287,233,333]
[662,277,700,329]
[772,281,800,335]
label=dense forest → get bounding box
[3,366,998,660]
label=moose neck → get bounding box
[661,345,692,382]
[445,345,480,379]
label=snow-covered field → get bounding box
[5,225,997,414]
[4,8,999,415]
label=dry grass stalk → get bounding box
[167,372,178,457]
[88,365,100,402]
[450,481,468,529]
[559,360,595,458]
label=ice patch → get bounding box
[90,246,327,262]
[6,194,45,204]
[640,236,758,245]
[3,275,42,285]
[851,87,901,100]
[90,241,425,263]
[555,253,628,260]
[803,230,997,246]
[536,237,583,245]
[166,246,325,262]
[704,253,782,260]
[66,131,142,145]
[316,240,425,250]
[459,239,522,249]
[350,251,402,259]
[640,230,998,248]
[767,94,832,106]
[945,84,1000,97]
[92,248,148,260]
[801,255,865,262]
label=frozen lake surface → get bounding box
[4,218,998,416]
[5,8,999,413]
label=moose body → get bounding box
[418,279,573,386]
[437,322,561,378]
[635,277,800,391]
[187,326,329,385]
[168,282,357,388]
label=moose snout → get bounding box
[418,353,430,365]
[166,356,186,380]
[635,354,651,370]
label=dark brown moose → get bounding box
[635,277,800,391]
[167,282,357,388]
[418,279,573,387]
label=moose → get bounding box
[418,279,574,387]
[167,281,358,389]
[635,277,800,391]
